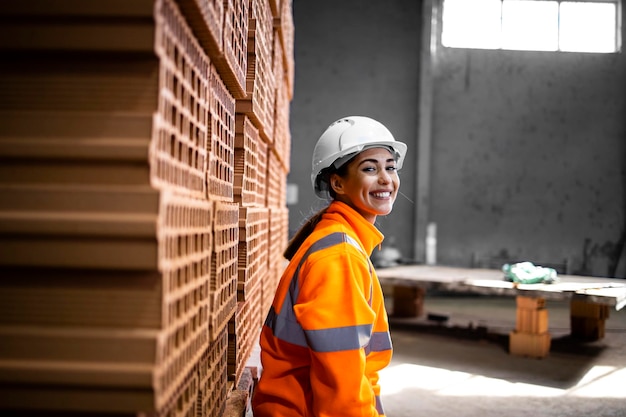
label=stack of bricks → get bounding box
[0,0,293,416]
[509,296,551,359]
[570,299,610,341]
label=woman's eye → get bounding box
[386,166,398,171]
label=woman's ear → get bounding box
[330,174,344,195]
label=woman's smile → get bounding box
[331,147,400,223]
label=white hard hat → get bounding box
[311,116,407,198]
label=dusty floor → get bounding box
[381,294,626,417]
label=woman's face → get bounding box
[331,147,400,223]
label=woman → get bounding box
[252,116,407,417]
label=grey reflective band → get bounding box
[266,232,358,349]
[305,323,373,352]
[376,396,385,415]
[364,331,393,355]
[289,232,352,303]
[264,305,307,347]
[265,232,391,355]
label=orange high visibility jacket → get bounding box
[252,201,393,417]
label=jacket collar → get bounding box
[322,201,384,255]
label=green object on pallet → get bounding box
[503,261,558,284]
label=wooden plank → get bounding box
[573,288,626,311]
[376,264,626,310]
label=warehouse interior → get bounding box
[0,0,625,416]
[286,1,626,416]
[289,0,626,279]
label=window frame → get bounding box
[440,0,623,53]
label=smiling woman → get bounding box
[331,147,401,224]
[252,116,407,417]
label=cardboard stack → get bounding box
[0,0,293,415]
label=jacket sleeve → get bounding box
[294,247,381,417]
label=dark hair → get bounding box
[283,161,353,260]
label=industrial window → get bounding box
[441,0,621,53]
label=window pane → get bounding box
[560,2,617,53]
[442,0,502,49]
[502,0,559,51]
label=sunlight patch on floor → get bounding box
[379,363,624,398]
[568,366,626,398]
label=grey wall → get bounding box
[289,0,626,278]
[432,48,626,277]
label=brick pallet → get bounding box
[236,0,275,144]
[271,26,291,172]
[0,191,213,413]
[264,207,289,315]
[274,0,295,100]
[237,207,270,300]
[228,279,263,386]
[0,0,293,415]
[198,330,229,417]
[207,64,236,202]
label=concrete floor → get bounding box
[381,294,626,417]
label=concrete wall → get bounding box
[289,0,626,277]
[432,48,626,277]
[430,7,626,277]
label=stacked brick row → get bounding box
[234,115,267,208]
[509,296,551,358]
[0,0,293,416]
[266,206,290,316]
[272,0,294,172]
[210,201,239,344]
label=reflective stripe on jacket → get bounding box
[252,201,393,417]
